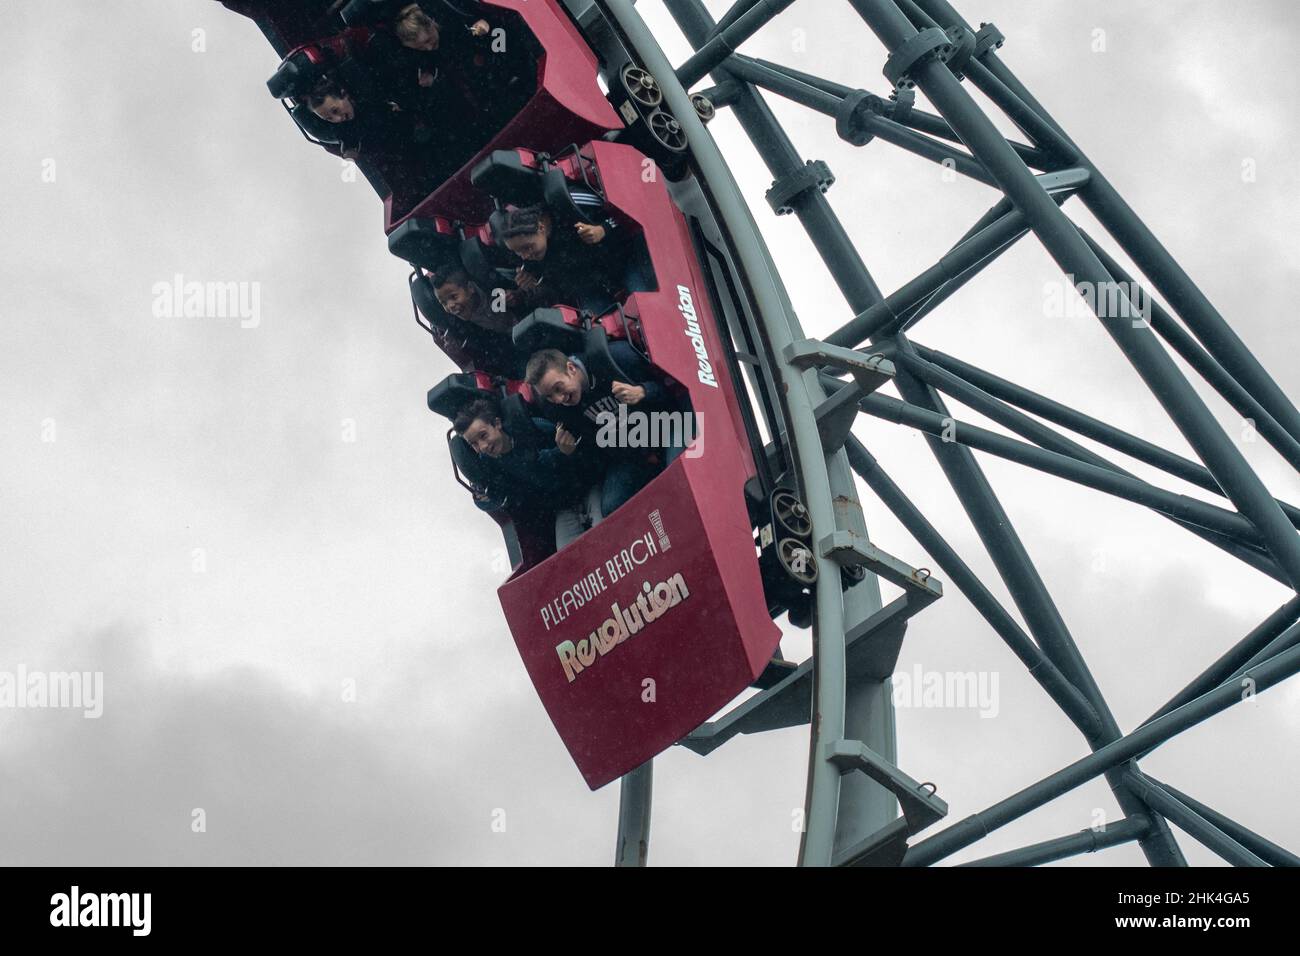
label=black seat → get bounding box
[542,166,592,224]
[448,433,491,490]
[288,104,345,145]
[459,234,516,290]
[267,51,324,99]
[471,150,546,206]
[389,218,462,270]
[512,308,586,357]
[583,325,635,385]
[427,372,495,419]
[339,0,403,26]
[409,271,446,327]
[500,393,543,447]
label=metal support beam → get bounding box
[850,0,1300,591]
[827,209,1028,346]
[1139,774,1300,868]
[915,0,1300,458]
[614,761,653,866]
[675,0,796,89]
[872,338,1185,866]
[855,389,1268,548]
[844,437,1105,738]
[663,0,902,867]
[889,348,1288,581]
[1079,230,1300,472]
[958,815,1150,867]
[1124,771,1268,867]
[904,640,1300,866]
[1141,596,1300,726]
[916,344,1300,527]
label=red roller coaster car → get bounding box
[222,0,818,789]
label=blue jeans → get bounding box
[555,485,604,549]
[600,458,660,517]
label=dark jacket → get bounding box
[538,343,673,463]
[474,416,590,513]
[513,192,636,315]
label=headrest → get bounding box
[583,326,635,385]
[389,217,462,269]
[409,272,448,325]
[267,50,325,99]
[511,308,586,357]
[470,150,545,206]
[448,433,491,489]
[487,208,510,244]
[427,371,496,419]
[541,167,591,224]
[339,0,406,27]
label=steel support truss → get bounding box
[595,0,1300,866]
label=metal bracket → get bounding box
[783,338,895,390]
[832,816,912,867]
[882,26,951,90]
[813,383,867,452]
[940,25,978,80]
[974,21,1006,58]
[826,740,949,835]
[835,89,886,147]
[1035,166,1091,196]
[818,530,944,603]
[765,159,835,216]
[786,339,896,450]
[678,594,924,755]
[888,87,915,124]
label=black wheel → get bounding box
[646,109,687,152]
[691,92,716,123]
[777,537,818,585]
[621,64,663,109]
[772,489,812,539]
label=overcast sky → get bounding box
[1,0,1297,866]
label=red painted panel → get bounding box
[386,0,622,228]
[497,141,781,789]
[499,450,780,789]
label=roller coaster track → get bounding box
[587,0,1300,868]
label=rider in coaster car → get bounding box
[302,77,415,157]
[453,396,600,549]
[302,73,459,194]
[429,264,523,376]
[499,203,634,316]
[525,346,679,522]
[383,2,531,143]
